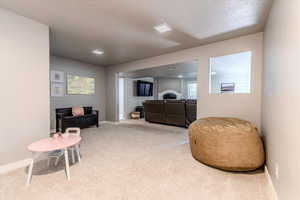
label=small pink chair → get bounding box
[66,127,81,164]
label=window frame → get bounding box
[187,82,197,99]
[208,51,252,94]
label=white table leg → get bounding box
[54,156,60,166]
[26,158,34,186]
[47,158,51,167]
[75,145,81,163]
[71,148,75,164]
[26,152,40,186]
[64,148,70,180]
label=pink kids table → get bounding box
[27,135,81,185]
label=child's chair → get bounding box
[48,127,81,166]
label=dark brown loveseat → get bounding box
[143,100,196,127]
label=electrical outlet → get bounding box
[275,163,279,180]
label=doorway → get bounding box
[118,77,125,120]
[117,60,198,126]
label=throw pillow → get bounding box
[72,107,84,116]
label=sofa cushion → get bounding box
[164,100,186,126]
[143,100,165,113]
[186,100,197,127]
[84,106,93,115]
[56,107,72,117]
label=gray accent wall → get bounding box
[262,1,300,199]
[0,8,49,165]
[50,56,106,129]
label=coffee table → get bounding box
[27,135,81,185]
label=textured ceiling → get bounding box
[0,0,273,67]
[120,61,198,78]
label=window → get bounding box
[209,51,252,94]
[67,75,95,95]
[187,83,197,99]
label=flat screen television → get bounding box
[136,80,153,96]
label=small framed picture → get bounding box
[51,71,64,83]
[51,83,65,97]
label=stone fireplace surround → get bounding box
[158,90,182,100]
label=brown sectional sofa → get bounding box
[185,100,197,126]
[143,100,197,127]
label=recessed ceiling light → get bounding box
[154,23,172,33]
[92,49,104,55]
[178,75,183,78]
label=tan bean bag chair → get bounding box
[189,117,265,171]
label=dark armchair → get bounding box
[56,106,99,133]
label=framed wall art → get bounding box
[51,70,65,83]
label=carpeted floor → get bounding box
[0,121,272,200]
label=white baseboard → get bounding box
[265,165,279,200]
[0,158,31,175]
[99,121,119,125]
[51,122,118,133]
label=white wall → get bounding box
[106,33,263,129]
[124,77,154,119]
[50,56,106,129]
[262,1,300,199]
[0,9,50,165]
[157,77,197,99]
[182,78,197,98]
[157,77,182,94]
